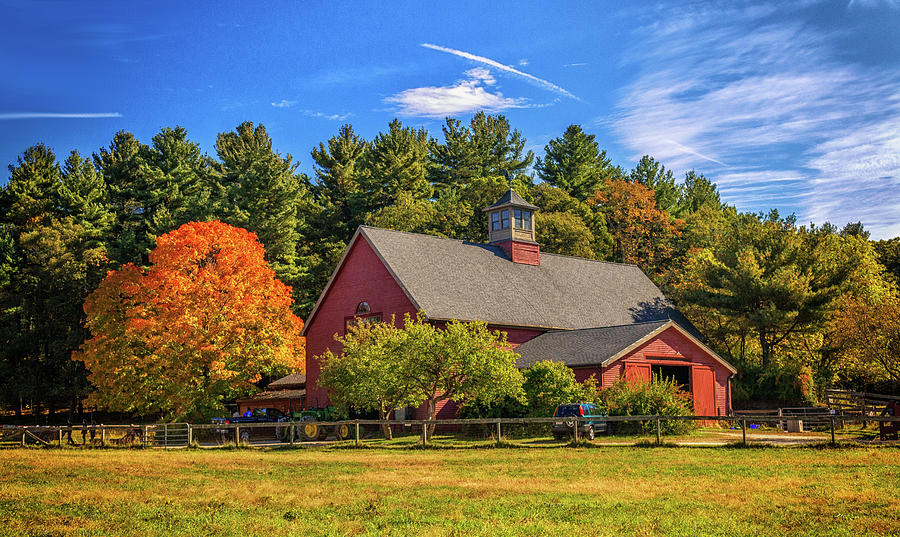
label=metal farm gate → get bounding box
[146,423,190,448]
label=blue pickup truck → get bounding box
[212,408,288,442]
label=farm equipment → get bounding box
[287,407,352,442]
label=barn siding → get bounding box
[304,235,545,414]
[600,327,731,415]
[304,236,418,408]
[572,367,602,384]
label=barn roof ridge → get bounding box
[355,225,695,333]
[357,225,639,268]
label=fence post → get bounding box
[58,428,63,448]
[741,419,747,445]
[830,416,836,445]
[574,418,579,443]
[187,424,193,447]
[496,419,502,446]
[421,422,427,448]
[101,426,106,447]
[235,426,241,447]
[164,423,169,449]
[289,424,295,446]
[354,421,360,447]
[655,416,661,445]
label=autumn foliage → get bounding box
[73,221,305,419]
[591,179,682,271]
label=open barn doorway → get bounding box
[651,364,691,392]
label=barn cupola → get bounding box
[483,189,541,266]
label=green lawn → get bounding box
[1,446,897,537]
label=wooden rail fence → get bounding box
[2,413,899,449]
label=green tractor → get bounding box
[283,407,353,442]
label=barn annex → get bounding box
[302,190,737,418]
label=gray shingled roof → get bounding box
[514,321,670,368]
[484,189,539,211]
[359,226,694,331]
[268,373,306,389]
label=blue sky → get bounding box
[2,0,899,237]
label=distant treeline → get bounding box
[1,112,898,418]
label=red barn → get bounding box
[302,190,736,417]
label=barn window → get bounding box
[514,209,532,230]
[345,314,382,333]
[356,301,371,315]
[491,211,501,231]
[500,209,509,229]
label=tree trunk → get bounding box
[426,399,437,437]
[759,333,771,370]
[380,408,393,440]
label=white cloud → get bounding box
[421,43,580,100]
[465,67,495,85]
[386,71,528,118]
[0,112,122,120]
[518,58,529,67]
[611,3,900,238]
[271,99,297,108]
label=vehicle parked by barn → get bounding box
[552,403,609,440]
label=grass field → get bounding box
[1,445,898,537]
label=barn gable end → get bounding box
[304,232,418,408]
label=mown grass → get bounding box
[1,445,897,536]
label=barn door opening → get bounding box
[650,364,691,391]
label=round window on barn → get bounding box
[356,301,371,315]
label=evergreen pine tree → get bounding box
[93,131,153,265]
[535,125,620,201]
[630,155,681,214]
[364,118,432,211]
[214,121,309,308]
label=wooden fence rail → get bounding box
[3,413,899,449]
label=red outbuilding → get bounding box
[302,190,736,417]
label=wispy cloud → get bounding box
[421,43,580,100]
[0,112,122,120]
[386,69,529,118]
[611,2,900,238]
[300,109,353,121]
[270,99,351,120]
[563,62,588,67]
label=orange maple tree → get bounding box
[73,220,305,419]
[591,179,682,274]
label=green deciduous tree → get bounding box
[318,319,418,439]
[522,360,598,417]
[675,212,857,370]
[318,313,524,434]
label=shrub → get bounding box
[597,376,696,435]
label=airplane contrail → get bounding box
[421,43,580,101]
